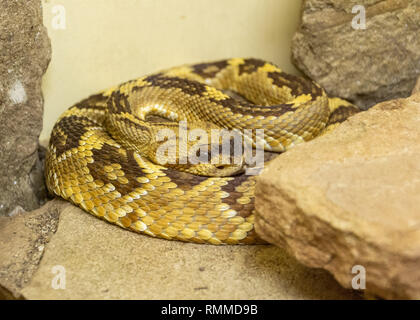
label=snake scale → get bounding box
[45,58,360,245]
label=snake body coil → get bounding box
[45,58,359,244]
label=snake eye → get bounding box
[195,148,210,161]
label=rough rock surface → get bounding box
[254,92,420,299]
[0,0,51,216]
[413,76,420,94]
[0,200,63,299]
[292,0,420,109]
[18,203,359,299]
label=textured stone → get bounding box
[413,76,420,94]
[292,0,420,109]
[254,92,420,299]
[20,203,359,300]
[0,0,51,216]
[0,200,63,299]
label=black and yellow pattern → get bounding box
[45,58,360,244]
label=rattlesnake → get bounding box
[45,58,359,244]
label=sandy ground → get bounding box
[0,199,360,299]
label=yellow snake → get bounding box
[45,58,359,245]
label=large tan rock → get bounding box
[0,0,51,216]
[254,92,420,299]
[19,203,358,299]
[292,0,420,109]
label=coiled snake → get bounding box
[45,58,359,244]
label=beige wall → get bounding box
[41,0,303,141]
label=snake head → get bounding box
[149,121,246,177]
[181,143,245,177]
